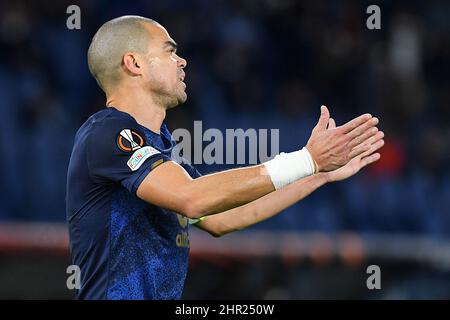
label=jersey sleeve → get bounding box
[180,159,202,179]
[87,117,171,194]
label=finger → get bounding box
[360,152,381,168]
[349,132,384,159]
[348,128,382,149]
[348,126,378,149]
[345,117,379,140]
[359,139,385,159]
[339,113,373,134]
[314,105,330,131]
[328,117,336,129]
[362,131,384,149]
[349,142,372,159]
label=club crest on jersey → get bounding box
[127,146,161,171]
[117,129,145,152]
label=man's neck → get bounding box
[106,89,166,134]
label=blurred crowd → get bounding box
[0,0,448,234]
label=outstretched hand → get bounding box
[306,105,381,172]
[325,132,384,182]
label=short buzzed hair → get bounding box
[87,15,156,92]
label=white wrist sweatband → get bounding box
[264,147,316,190]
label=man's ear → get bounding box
[122,53,142,76]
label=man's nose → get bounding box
[178,56,187,68]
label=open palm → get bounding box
[325,117,384,182]
[327,151,381,182]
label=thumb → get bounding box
[314,105,330,131]
[328,117,336,129]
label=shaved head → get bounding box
[88,15,188,111]
[87,15,158,92]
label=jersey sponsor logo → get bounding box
[176,214,190,248]
[127,146,161,171]
[117,129,145,152]
[176,231,190,248]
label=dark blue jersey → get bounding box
[66,107,200,300]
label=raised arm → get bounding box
[137,107,380,219]
[195,137,384,237]
[137,161,274,218]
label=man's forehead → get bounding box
[143,22,174,45]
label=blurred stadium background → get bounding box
[0,0,449,299]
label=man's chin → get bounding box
[177,90,188,104]
[167,93,187,110]
[179,92,187,104]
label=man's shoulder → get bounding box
[76,107,138,139]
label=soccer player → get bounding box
[66,16,384,299]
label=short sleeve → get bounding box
[87,117,170,194]
[179,159,202,179]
